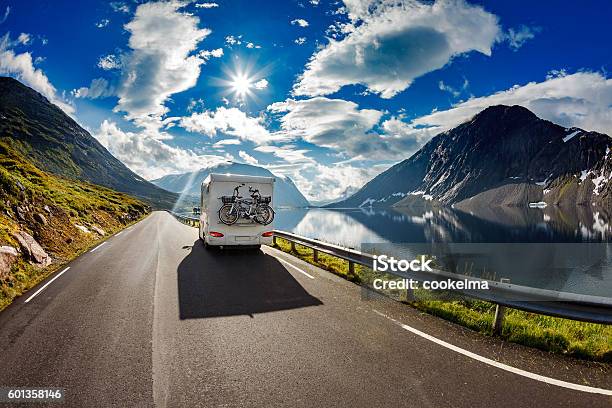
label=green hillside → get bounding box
[0,141,149,310]
[0,76,178,209]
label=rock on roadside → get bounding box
[0,246,19,278]
[12,231,52,267]
[75,224,90,234]
[34,213,47,225]
[91,225,105,236]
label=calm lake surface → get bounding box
[273,206,612,297]
[178,205,612,296]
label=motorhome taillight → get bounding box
[261,231,274,237]
[209,231,224,237]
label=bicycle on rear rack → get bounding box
[218,184,274,226]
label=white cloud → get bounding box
[254,144,312,163]
[95,120,229,179]
[294,0,500,98]
[199,47,224,60]
[225,35,260,49]
[294,37,306,45]
[225,35,242,46]
[17,33,31,45]
[438,81,459,97]
[503,25,539,51]
[253,78,268,90]
[0,34,74,114]
[412,71,612,137]
[253,144,377,202]
[179,107,282,144]
[379,116,438,153]
[291,18,309,27]
[238,150,259,165]
[268,96,443,160]
[309,0,319,5]
[72,78,114,99]
[95,19,110,28]
[270,160,383,202]
[97,54,121,70]
[438,78,468,97]
[212,138,242,148]
[268,97,398,157]
[0,6,10,24]
[195,2,219,8]
[187,98,205,112]
[115,0,211,126]
[110,2,130,14]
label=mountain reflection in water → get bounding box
[275,206,612,246]
[274,206,612,297]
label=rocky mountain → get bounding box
[0,77,178,209]
[330,105,611,208]
[152,162,310,208]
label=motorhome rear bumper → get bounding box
[207,235,273,246]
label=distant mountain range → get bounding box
[0,77,177,209]
[152,162,310,208]
[330,105,612,209]
[5,76,609,212]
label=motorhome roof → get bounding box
[203,173,276,185]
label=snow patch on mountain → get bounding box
[563,130,581,142]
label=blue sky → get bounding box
[1,0,611,203]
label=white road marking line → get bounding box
[373,310,612,395]
[115,231,124,237]
[24,267,71,303]
[89,242,107,253]
[276,258,315,279]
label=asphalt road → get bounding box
[0,211,610,407]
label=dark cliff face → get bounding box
[0,77,177,209]
[331,105,611,208]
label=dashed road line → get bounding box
[276,257,315,279]
[24,267,71,304]
[89,242,107,253]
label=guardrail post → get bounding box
[493,278,510,335]
[272,235,277,246]
[348,260,355,278]
[405,286,415,302]
[290,241,296,253]
[313,248,318,263]
[493,304,506,335]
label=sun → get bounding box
[215,59,270,104]
[230,73,253,97]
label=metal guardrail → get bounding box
[170,212,612,326]
[173,212,200,227]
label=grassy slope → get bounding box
[0,141,149,310]
[271,237,611,362]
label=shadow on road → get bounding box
[177,240,323,319]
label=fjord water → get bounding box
[274,206,612,297]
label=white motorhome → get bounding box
[199,173,275,248]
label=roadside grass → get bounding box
[0,141,148,311]
[271,237,612,363]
